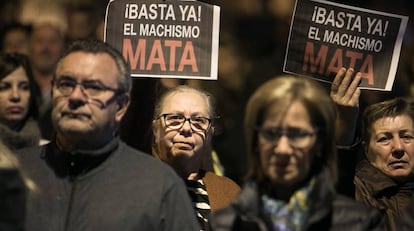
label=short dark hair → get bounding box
[58,39,132,93]
[362,97,414,144]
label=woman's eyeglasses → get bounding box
[257,127,317,148]
[157,113,211,132]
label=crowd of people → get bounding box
[1,0,414,230]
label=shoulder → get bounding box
[113,141,182,181]
[332,194,384,228]
[203,171,240,190]
[203,171,241,200]
[354,160,397,193]
[14,144,44,164]
[116,141,167,167]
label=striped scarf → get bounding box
[186,179,211,230]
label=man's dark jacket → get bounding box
[16,138,200,231]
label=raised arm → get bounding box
[330,67,361,147]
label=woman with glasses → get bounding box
[0,52,45,150]
[151,85,240,230]
[210,75,383,230]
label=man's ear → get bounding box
[115,93,130,122]
[117,94,130,109]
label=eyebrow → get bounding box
[56,75,104,83]
[164,112,209,117]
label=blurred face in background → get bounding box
[28,23,64,73]
[258,101,317,188]
[67,10,95,40]
[2,28,30,55]
[366,115,414,182]
[0,66,30,129]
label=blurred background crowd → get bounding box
[0,0,413,184]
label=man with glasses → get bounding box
[151,85,240,230]
[16,39,200,230]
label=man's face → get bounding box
[52,51,127,148]
[366,115,414,182]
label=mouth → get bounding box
[7,106,24,113]
[174,142,194,150]
[61,111,91,119]
[389,160,409,168]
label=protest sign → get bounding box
[284,0,408,90]
[104,0,220,80]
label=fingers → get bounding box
[330,67,361,107]
[337,68,354,97]
[331,67,346,93]
[349,73,361,106]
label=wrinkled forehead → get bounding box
[56,52,120,85]
[262,100,312,126]
[371,115,414,132]
[162,91,210,115]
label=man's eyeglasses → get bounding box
[52,77,123,108]
[157,113,211,132]
[257,127,317,148]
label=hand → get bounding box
[330,67,361,107]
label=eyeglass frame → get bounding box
[51,77,125,108]
[157,113,212,132]
[256,126,318,148]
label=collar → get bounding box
[355,160,401,197]
[42,137,119,178]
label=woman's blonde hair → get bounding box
[244,75,337,184]
[0,141,36,191]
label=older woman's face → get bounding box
[366,115,414,182]
[0,66,30,127]
[258,101,317,187]
[154,91,212,176]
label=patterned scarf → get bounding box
[186,179,211,231]
[261,178,315,231]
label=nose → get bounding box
[66,85,88,109]
[392,137,404,150]
[273,136,293,154]
[391,137,405,158]
[68,84,87,99]
[9,86,21,101]
[181,118,192,131]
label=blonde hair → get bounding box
[244,75,337,184]
[0,141,36,191]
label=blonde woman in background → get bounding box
[0,140,35,231]
[211,75,383,231]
